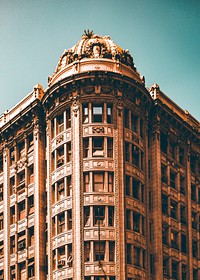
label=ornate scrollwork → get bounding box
[92,126,104,133]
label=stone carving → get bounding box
[92,127,104,133]
[49,31,137,86]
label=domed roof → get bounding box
[49,30,137,84]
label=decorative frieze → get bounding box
[52,163,72,184]
[52,231,72,249]
[84,193,114,205]
[84,228,115,240]
[52,197,72,216]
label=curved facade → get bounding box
[0,31,199,280]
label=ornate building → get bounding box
[0,31,199,280]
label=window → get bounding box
[127,244,132,264]
[170,200,177,219]
[181,233,187,254]
[180,174,185,194]
[57,146,64,167]
[57,113,64,134]
[131,113,138,133]
[84,172,90,192]
[0,155,3,173]
[107,105,112,123]
[133,212,140,233]
[124,109,129,128]
[28,134,34,152]
[109,241,115,261]
[66,176,72,196]
[108,172,114,192]
[162,223,169,245]
[170,170,176,189]
[0,241,3,257]
[0,185,3,202]
[93,137,104,157]
[83,104,89,123]
[83,138,89,158]
[84,242,90,262]
[93,104,103,122]
[132,179,140,200]
[125,175,130,196]
[161,165,167,184]
[28,259,34,278]
[171,231,179,250]
[84,206,90,226]
[162,194,168,215]
[107,138,113,157]
[191,183,196,201]
[66,108,71,128]
[10,147,15,165]
[58,213,65,233]
[125,142,130,162]
[94,242,105,261]
[19,201,25,220]
[180,205,187,225]
[93,173,104,192]
[134,247,140,267]
[182,264,187,280]
[169,140,176,159]
[192,240,198,258]
[67,210,72,230]
[163,257,169,276]
[172,260,178,279]
[160,133,167,154]
[108,206,114,226]
[66,142,72,162]
[28,195,34,214]
[57,180,65,200]
[94,206,105,226]
[126,209,131,230]
[10,206,15,224]
[18,141,25,159]
[132,145,139,167]
[192,211,197,229]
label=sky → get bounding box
[0,0,199,120]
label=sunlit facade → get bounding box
[0,31,199,280]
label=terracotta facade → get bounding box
[0,32,199,280]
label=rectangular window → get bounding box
[124,109,129,128]
[160,133,167,154]
[66,108,71,128]
[83,104,89,124]
[181,234,187,254]
[94,206,105,226]
[66,142,72,162]
[83,138,89,158]
[132,145,139,167]
[58,213,65,233]
[108,206,114,226]
[93,137,104,157]
[170,200,177,220]
[67,210,72,230]
[162,194,168,215]
[57,146,64,167]
[10,147,15,165]
[125,142,130,162]
[134,247,140,267]
[109,241,115,261]
[132,179,140,200]
[131,113,138,133]
[126,209,131,230]
[125,175,130,196]
[84,241,90,262]
[107,105,112,123]
[94,241,105,261]
[93,105,103,122]
[127,244,132,264]
[84,206,90,226]
[57,114,64,134]
[170,170,176,189]
[133,212,140,233]
[108,172,114,192]
[93,173,104,192]
[84,172,90,192]
[19,201,26,220]
[107,138,113,157]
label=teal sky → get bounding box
[0,0,199,120]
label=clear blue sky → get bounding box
[0,0,199,120]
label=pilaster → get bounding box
[150,114,163,280]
